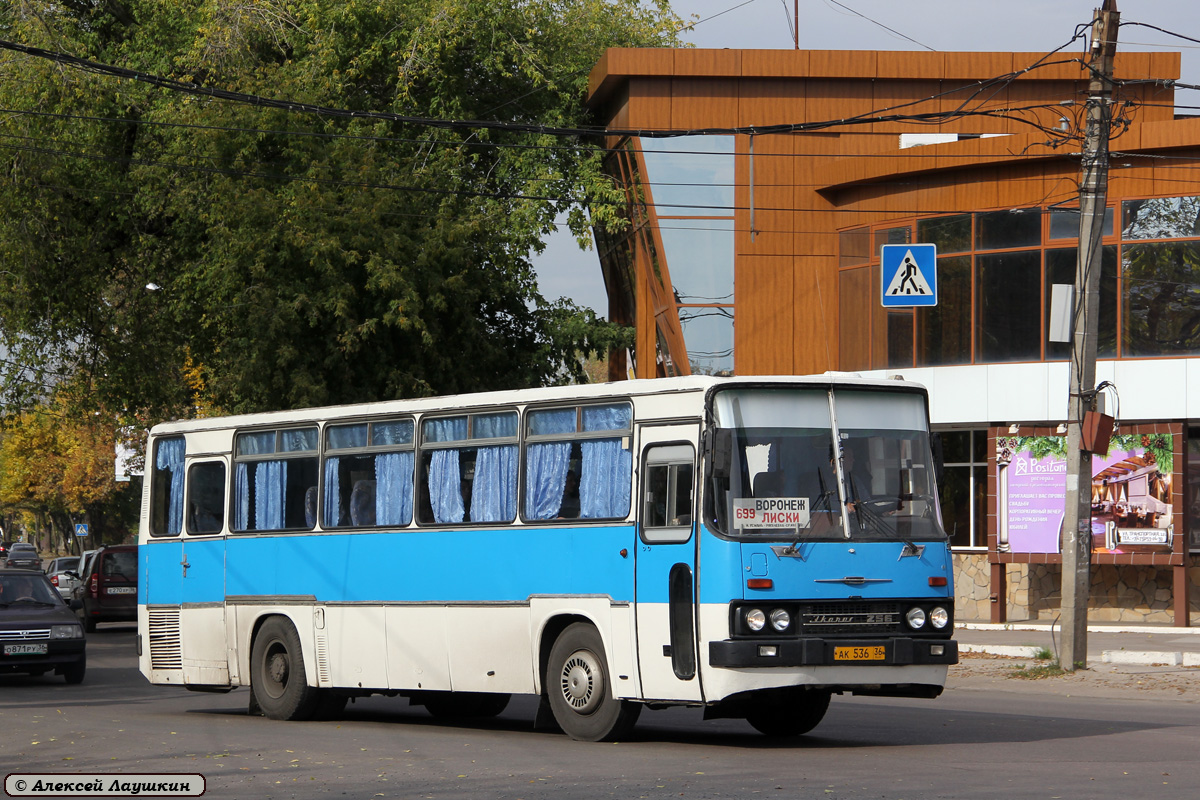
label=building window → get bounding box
[938,430,988,549]
[917,255,971,366]
[1122,241,1200,356]
[975,250,1042,363]
[1044,247,1118,360]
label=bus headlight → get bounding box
[770,608,791,631]
[745,608,766,631]
[905,607,926,629]
[930,606,950,629]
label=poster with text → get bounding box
[996,434,1173,554]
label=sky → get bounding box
[531,0,1200,314]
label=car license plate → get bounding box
[4,643,48,656]
[834,645,886,661]
[107,586,136,595]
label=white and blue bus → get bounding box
[138,375,957,740]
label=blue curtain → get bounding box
[376,451,414,526]
[429,449,464,523]
[471,445,517,522]
[323,457,341,527]
[473,412,518,439]
[234,462,249,531]
[155,438,186,535]
[582,404,631,432]
[255,460,287,530]
[524,442,572,519]
[580,438,632,518]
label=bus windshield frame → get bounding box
[705,384,947,544]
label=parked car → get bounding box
[0,570,86,683]
[67,549,98,612]
[5,543,42,570]
[0,541,11,561]
[44,557,81,599]
[78,545,137,632]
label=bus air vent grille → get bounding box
[315,633,331,684]
[800,602,901,635]
[148,608,183,670]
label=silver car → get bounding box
[45,556,82,599]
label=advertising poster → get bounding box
[996,434,1173,554]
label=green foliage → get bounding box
[0,0,682,418]
[1109,433,1172,472]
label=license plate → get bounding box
[4,643,48,656]
[834,645,886,661]
[107,586,136,595]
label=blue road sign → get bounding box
[881,243,938,307]
[74,523,89,537]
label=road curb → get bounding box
[960,644,1042,658]
[1102,650,1184,666]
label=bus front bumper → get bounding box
[709,637,958,668]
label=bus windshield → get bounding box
[707,386,946,542]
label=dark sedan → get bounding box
[0,571,86,683]
[5,543,42,570]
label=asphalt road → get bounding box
[4,625,1200,800]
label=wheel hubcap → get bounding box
[560,650,600,712]
[263,642,290,698]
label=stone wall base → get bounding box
[953,553,1200,625]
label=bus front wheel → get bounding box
[251,617,320,721]
[546,623,640,742]
[744,688,831,737]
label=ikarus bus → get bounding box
[138,375,957,741]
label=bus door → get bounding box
[178,458,229,685]
[634,424,703,702]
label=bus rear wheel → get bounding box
[744,688,831,737]
[546,623,640,742]
[251,617,319,721]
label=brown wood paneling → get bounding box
[735,255,794,374]
[626,77,673,129]
[792,254,839,374]
[669,78,740,130]
[737,79,806,128]
[740,50,811,78]
[876,52,944,81]
[674,49,741,77]
[871,80,944,134]
[804,80,875,130]
[943,51,1015,81]
[838,267,871,370]
[808,50,877,79]
[737,134,795,257]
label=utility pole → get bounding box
[1061,0,1118,672]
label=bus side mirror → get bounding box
[709,429,732,479]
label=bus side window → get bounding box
[419,412,517,525]
[150,436,186,537]
[186,461,226,535]
[523,403,632,522]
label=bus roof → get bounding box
[148,373,927,436]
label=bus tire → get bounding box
[422,692,511,719]
[745,688,831,737]
[546,623,640,742]
[250,617,319,721]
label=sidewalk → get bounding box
[956,621,1200,667]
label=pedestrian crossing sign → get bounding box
[881,243,937,307]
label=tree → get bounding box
[0,0,676,419]
[0,391,136,548]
